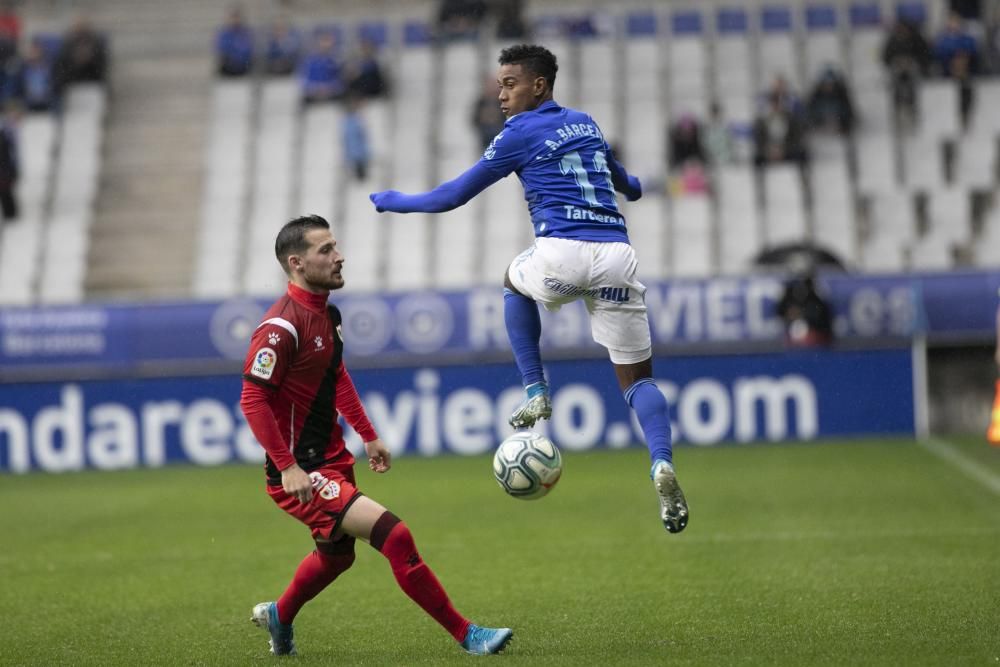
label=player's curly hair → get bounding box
[275,214,329,273]
[498,44,558,90]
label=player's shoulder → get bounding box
[255,295,304,347]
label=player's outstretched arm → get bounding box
[605,147,642,201]
[370,162,502,213]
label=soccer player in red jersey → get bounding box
[240,215,512,656]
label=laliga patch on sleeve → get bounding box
[251,347,278,379]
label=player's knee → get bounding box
[316,535,357,562]
[369,510,403,552]
[314,535,357,572]
[370,511,422,568]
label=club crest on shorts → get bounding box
[250,347,277,379]
[308,471,341,500]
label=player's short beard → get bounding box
[305,266,344,291]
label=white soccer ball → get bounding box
[492,431,563,500]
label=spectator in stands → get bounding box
[471,76,505,150]
[55,16,108,88]
[934,11,980,74]
[702,102,735,166]
[299,31,346,105]
[263,16,302,76]
[216,6,255,78]
[753,92,807,168]
[0,104,19,222]
[667,113,706,170]
[951,49,976,129]
[776,264,834,348]
[0,1,20,68]
[436,0,487,41]
[806,66,856,136]
[882,19,932,127]
[764,75,805,119]
[668,159,710,198]
[11,41,57,113]
[347,37,388,99]
[493,0,528,40]
[342,95,370,181]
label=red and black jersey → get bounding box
[240,282,378,486]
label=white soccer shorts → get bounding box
[507,237,652,364]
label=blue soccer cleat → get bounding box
[461,623,514,655]
[651,460,689,534]
[508,382,552,429]
[251,601,296,656]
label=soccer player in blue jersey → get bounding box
[370,44,687,533]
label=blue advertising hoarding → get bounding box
[0,270,996,378]
[0,349,915,473]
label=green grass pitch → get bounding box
[2,437,999,666]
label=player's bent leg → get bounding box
[275,538,356,627]
[362,506,513,653]
[615,356,689,534]
[504,268,550,428]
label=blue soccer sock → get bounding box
[504,288,545,388]
[624,378,673,465]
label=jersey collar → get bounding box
[535,99,560,113]
[287,282,330,313]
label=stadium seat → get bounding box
[717,165,763,273]
[810,159,858,265]
[714,8,753,99]
[762,164,808,246]
[974,207,1000,267]
[855,132,897,195]
[803,4,846,85]
[968,80,1000,136]
[860,191,914,271]
[846,2,886,90]
[758,6,801,89]
[926,187,971,247]
[38,214,91,303]
[954,132,997,191]
[670,194,714,277]
[901,134,946,191]
[855,87,893,135]
[385,212,432,291]
[917,80,960,140]
[0,219,44,304]
[627,196,667,280]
